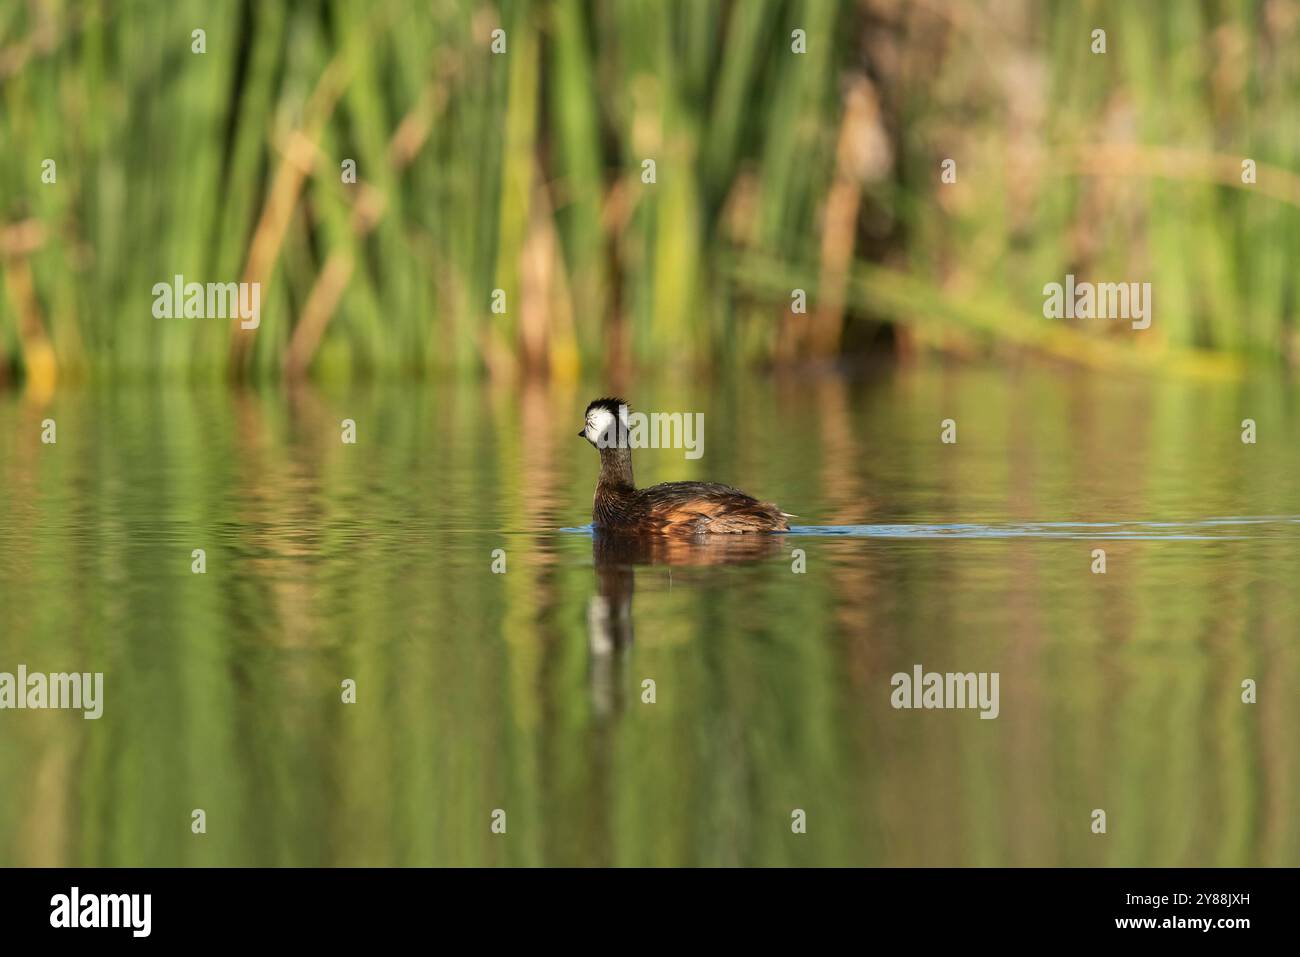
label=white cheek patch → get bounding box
[586,407,616,438]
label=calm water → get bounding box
[1,367,1297,866]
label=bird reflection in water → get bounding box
[586,531,784,714]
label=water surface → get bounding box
[1,367,1297,865]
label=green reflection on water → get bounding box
[0,368,1297,866]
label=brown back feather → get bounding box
[635,482,789,534]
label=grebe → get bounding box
[580,397,791,535]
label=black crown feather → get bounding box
[585,396,628,415]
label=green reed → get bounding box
[0,0,1297,383]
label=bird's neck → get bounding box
[597,446,635,493]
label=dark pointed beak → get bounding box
[578,430,585,438]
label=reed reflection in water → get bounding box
[0,367,1297,866]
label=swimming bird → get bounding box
[579,397,791,535]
